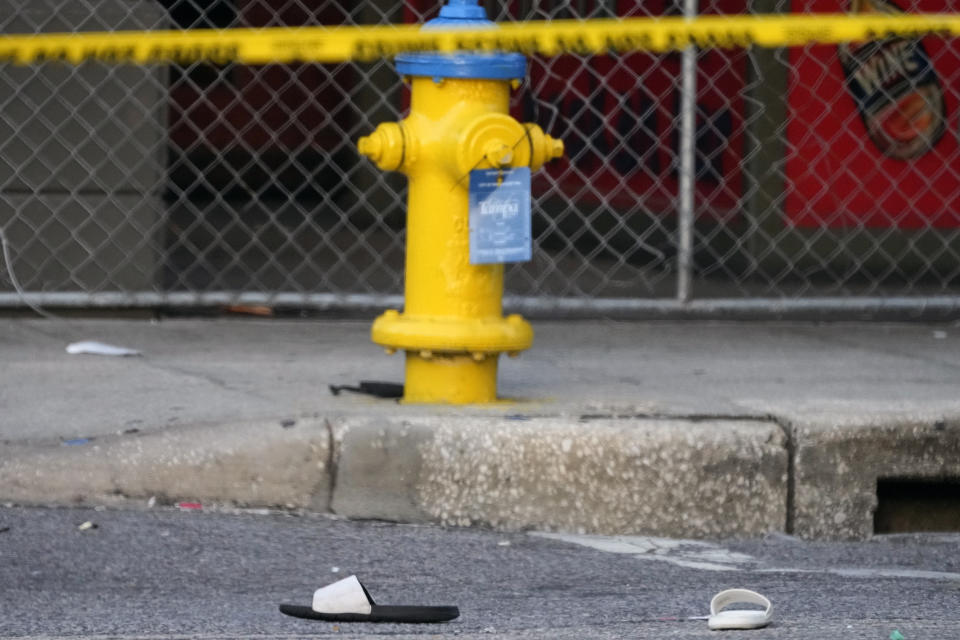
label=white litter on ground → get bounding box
[66,341,141,357]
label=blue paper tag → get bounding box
[468,167,532,265]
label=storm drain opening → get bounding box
[874,478,960,534]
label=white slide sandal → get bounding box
[708,588,773,630]
[279,575,459,623]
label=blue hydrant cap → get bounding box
[436,0,487,20]
[395,0,527,80]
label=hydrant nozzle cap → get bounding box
[357,135,380,161]
[550,137,565,160]
[357,123,406,172]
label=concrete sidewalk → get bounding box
[2,317,959,540]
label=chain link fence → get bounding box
[2,0,960,317]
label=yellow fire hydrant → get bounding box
[357,0,563,404]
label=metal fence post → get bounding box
[676,0,698,303]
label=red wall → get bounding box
[786,0,960,228]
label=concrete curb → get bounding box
[330,415,788,538]
[4,408,960,540]
[0,412,787,539]
[0,417,332,510]
[791,413,960,540]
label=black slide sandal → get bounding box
[279,575,459,624]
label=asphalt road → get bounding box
[1,505,958,639]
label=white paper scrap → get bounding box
[66,341,141,357]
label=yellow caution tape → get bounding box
[1,14,959,65]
